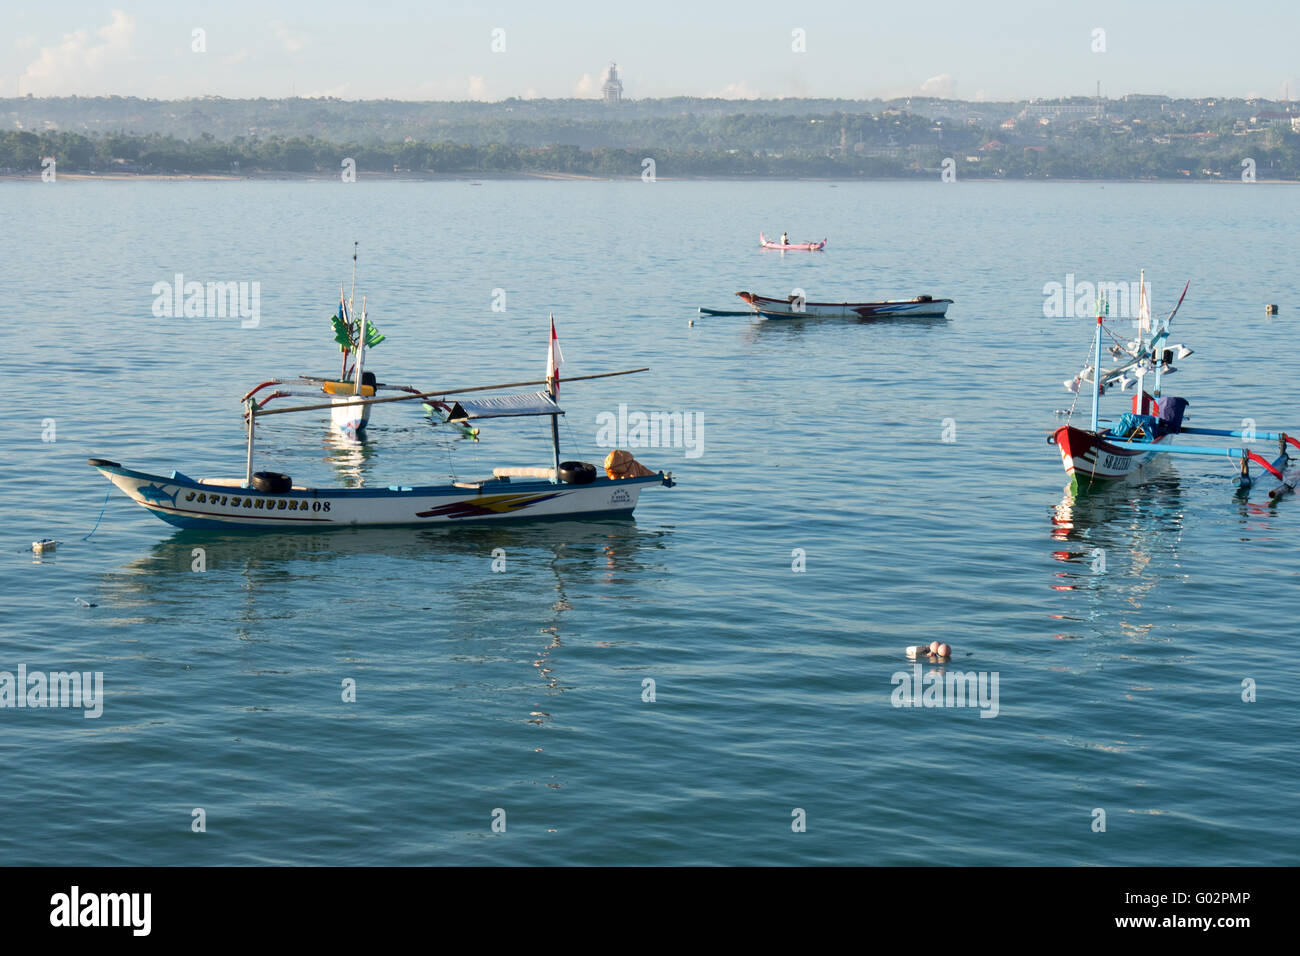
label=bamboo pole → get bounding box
[548,313,561,482]
[252,367,650,418]
[1089,310,1103,434]
[244,401,256,486]
[354,295,368,395]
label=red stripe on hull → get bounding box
[1054,425,1171,487]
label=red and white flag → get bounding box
[546,314,564,397]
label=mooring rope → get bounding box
[83,487,112,540]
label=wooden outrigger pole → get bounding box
[251,368,650,418]
[241,315,649,492]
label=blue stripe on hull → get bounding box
[147,504,640,531]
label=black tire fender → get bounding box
[251,471,292,493]
[558,461,597,485]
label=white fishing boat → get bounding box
[735,291,953,319]
[89,318,676,529]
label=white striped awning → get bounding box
[446,392,563,421]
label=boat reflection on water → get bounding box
[104,519,673,726]
[115,517,671,584]
[1047,474,1185,639]
[740,312,950,345]
[320,426,378,487]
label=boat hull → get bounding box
[90,462,670,530]
[330,394,372,436]
[1052,425,1172,492]
[735,291,952,319]
[759,232,826,251]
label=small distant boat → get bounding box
[735,291,953,319]
[760,232,826,252]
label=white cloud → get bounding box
[467,75,488,99]
[919,73,956,98]
[270,21,307,54]
[574,73,598,97]
[21,10,136,95]
[714,81,760,99]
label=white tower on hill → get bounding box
[602,63,623,104]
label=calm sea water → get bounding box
[3,178,1297,865]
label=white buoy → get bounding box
[32,539,56,553]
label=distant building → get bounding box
[1256,111,1294,127]
[1023,104,1094,120]
[602,63,623,104]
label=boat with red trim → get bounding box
[735,290,953,319]
[89,318,676,529]
[1048,273,1298,499]
[759,232,826,251]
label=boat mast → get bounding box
[339,283,349,380]
[547,314,561,482]
[1090,300,1104,433]
[350,243,367,394]
[1146,270,1164,400]
[354,295,368,394]
[244,399,256,486]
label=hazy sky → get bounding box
[6,1,1300,102]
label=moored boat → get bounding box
[1048,273,1298,499]
[759,232,826,251]
[89,318,676,530]
[86,460,667,530]
[735,290,953,319]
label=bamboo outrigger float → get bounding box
[1049,273,1297,500]
[88,318,676,529]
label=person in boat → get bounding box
[780,231,789,245]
